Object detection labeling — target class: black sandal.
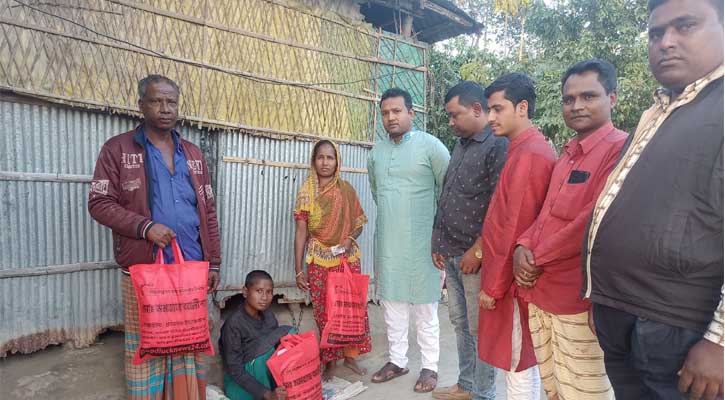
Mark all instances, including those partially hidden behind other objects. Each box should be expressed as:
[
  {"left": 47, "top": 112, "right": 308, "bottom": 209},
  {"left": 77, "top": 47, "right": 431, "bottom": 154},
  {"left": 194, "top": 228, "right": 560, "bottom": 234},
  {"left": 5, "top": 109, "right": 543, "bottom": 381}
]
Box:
[
  {"left": 413, "top": 368, "right": 438, "bottom": 393},
  {"left": 371, "top": 362, "right": 409, "bottom": 383}
]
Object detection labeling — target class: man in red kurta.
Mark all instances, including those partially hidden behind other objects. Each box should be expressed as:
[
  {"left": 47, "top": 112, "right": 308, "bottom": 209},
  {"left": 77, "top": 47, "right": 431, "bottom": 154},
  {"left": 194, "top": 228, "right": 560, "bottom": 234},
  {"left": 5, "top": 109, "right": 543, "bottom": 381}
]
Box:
[
  {"left": 478, "top": 73, "right": 555, "bottom": 399},
  {"left": 514, "top": 60, "right": 626, "bottom": 400}
]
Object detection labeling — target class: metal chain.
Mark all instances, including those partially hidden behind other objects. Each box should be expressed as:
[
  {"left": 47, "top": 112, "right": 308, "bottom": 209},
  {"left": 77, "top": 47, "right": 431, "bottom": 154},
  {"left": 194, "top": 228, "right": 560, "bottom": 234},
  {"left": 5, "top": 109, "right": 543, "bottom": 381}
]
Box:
[{"left": 287, "top": 303, "right": 305, "bottom": 331}]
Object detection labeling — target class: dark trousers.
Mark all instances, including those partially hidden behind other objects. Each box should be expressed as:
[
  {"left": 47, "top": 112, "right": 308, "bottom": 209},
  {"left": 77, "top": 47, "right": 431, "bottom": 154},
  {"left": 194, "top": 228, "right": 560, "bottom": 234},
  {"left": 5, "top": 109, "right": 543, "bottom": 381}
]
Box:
[{"left": 592, "top": 302, "right": 703, "bottom": 400}]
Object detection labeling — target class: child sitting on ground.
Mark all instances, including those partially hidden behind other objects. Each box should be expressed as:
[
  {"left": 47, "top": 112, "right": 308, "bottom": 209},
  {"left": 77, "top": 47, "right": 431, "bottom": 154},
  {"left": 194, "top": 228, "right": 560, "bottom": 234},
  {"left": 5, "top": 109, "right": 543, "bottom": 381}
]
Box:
[{"left": 220, "top": 270, "right": 293, "bottom": 400}]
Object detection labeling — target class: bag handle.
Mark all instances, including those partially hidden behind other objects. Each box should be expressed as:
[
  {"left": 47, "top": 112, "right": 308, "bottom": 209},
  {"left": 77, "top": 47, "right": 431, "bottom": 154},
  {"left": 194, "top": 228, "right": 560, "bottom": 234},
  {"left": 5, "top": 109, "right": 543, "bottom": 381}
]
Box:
[
  {"left": 340, "top": 254, "right": 353, "bottom": 278},
  {"left": 154, "top": 238, "right": 186, "bottom": 265},
  {"left": 340, "top": 255, "right": 365, "bottom": 298},
  {"left": 280, "top": 331, "right": 316, "bottom": 348}
]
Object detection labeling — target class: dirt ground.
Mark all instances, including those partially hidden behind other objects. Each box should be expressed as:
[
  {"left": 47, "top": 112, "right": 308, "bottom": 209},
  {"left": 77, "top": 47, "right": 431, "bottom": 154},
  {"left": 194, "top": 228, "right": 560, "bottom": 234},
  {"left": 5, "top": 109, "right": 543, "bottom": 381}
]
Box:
[{"left": 1, "top": 300, "right": 545, "bottom": 400}]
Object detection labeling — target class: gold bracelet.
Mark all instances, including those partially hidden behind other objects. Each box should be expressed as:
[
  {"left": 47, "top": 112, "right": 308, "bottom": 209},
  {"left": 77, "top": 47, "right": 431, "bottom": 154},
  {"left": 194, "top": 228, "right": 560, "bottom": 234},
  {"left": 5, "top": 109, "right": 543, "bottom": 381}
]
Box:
[{"left": 295, "top": 270, "right": 304, "bottom": 277}]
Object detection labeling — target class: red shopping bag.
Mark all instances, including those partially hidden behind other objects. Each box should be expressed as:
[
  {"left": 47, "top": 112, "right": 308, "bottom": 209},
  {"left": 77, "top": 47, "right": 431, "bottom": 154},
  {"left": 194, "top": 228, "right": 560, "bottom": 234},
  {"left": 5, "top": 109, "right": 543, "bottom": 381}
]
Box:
[
  {"left": 320, "top": 256, "right": 369, "bottom": 349},
  {"left": 129, "top": 239, "right": 214, "bottom": 365},
  {"left": 267, "top": 331, "right": 323, "bottom": 400}
]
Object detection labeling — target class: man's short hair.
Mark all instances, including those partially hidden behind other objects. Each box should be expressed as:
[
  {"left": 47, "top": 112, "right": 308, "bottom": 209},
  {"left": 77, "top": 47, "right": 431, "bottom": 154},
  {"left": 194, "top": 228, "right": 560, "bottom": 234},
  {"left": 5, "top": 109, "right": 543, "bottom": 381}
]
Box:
[
  {"left": 380, "top": 88, "right": 413, "bottom": 110},
  {"left": 245, "top": 270, "right": 274, "bottom": 288},
  {"left": 648, "top": 0, "right": 723, "bottom": 22},
  {"left": 561, "top": 59, "right": 618, "bottom": 94},
  {"left": 445, "top": 81, "right": 487, "bottom": 109},
  {"left": 484, "top": 73, "right": 537, "bottom": 119},
  {"left": 137, "top": 74, "right": 180, "bottom": 100}
]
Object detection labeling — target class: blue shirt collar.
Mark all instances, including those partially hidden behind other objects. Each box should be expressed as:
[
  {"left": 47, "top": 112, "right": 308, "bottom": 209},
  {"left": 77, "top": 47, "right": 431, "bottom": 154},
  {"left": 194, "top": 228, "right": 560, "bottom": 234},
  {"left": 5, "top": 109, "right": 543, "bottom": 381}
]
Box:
[{"left": 141, "top": 126, "right": 182, "bottom": 152}]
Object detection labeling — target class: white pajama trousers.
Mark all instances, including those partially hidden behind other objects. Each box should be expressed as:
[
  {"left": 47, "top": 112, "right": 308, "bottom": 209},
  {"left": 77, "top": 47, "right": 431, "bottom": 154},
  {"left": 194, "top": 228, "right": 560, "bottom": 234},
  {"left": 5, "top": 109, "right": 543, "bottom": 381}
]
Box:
[
  {"left": 505, "top": 300, "right": 541, "bottom": 400},
  {"left": 380, "top": 300, "right": 440, "bottom": 372},
  {"left": 506, "top": 367, "right": 541, "bottom": 400}
]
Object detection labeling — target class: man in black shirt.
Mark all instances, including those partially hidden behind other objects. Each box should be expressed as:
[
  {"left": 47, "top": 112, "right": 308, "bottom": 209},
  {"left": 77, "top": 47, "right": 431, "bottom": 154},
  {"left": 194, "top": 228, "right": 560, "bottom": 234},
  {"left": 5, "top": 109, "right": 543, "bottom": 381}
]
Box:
[
  {"left": 431, "top": 81, "right": 507, "bottom": 400},
  {"left": 582, "top": 1, "right": 724, "bottom": 399},
  {"left": 220, "top": 270, "right": 292, "bottom": 400}
]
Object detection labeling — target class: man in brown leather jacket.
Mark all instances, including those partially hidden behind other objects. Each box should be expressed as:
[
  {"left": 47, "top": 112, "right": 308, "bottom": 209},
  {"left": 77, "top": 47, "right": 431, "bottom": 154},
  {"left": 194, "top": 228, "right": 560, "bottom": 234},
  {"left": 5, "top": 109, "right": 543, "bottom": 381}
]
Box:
[{"left": 88, "top": 74, "right": 221, "bottom": 398}]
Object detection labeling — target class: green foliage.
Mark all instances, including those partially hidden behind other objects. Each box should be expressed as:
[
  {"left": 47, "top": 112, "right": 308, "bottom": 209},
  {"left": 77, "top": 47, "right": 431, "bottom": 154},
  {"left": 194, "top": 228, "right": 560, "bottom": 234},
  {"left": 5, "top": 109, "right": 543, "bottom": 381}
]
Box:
[{"left": 428, "top": 0, "right": 658, "bottom": 150}]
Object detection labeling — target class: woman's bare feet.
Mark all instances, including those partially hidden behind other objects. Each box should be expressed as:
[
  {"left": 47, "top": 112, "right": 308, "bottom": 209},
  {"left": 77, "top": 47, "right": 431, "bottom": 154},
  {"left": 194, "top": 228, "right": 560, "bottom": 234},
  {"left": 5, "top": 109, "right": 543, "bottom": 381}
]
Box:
[
  {"left": 322, "top": 361, "right": 337, "bottom": 381},
  {"left": 343, "top": 357, "right": 367, "bottom": 375}
]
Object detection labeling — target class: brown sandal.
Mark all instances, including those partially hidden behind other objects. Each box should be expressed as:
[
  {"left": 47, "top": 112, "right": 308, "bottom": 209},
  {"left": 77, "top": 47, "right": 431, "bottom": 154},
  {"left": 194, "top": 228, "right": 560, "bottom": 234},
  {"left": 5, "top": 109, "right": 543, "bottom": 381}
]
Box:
[
  {"left": 413, "top": 368, "right": 438, "bottom": 393},
  {"left": 371, "top": 362, "right": 409, "bottom": 383}
]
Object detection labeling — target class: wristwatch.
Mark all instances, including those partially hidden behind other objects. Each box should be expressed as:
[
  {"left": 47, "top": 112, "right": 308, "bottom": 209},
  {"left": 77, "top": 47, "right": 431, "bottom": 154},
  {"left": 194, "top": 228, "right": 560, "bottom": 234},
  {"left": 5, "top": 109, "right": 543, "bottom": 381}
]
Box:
[{"left": 474, "top": 247, "right": 483, "bottom": 260}]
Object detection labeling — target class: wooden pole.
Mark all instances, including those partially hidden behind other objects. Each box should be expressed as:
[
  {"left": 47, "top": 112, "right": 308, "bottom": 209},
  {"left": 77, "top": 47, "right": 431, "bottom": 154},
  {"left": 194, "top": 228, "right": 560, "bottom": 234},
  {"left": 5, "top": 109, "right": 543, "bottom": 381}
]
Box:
[{"left": 402, "top": 14, "right": 414, "bottom": 38}]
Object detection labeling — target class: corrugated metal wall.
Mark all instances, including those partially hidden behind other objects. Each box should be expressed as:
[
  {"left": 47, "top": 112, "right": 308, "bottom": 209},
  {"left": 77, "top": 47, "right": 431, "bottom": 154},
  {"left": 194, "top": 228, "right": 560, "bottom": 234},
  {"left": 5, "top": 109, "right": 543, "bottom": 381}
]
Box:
[
  {"left": 0, "top": 100, "right": 132, "bottom": 356},
  {"left": 216, "top": 131, "right": 375, "bottom": 304},
  {"left": 0, "top": 98, "right": 375, "bottom": 356}
]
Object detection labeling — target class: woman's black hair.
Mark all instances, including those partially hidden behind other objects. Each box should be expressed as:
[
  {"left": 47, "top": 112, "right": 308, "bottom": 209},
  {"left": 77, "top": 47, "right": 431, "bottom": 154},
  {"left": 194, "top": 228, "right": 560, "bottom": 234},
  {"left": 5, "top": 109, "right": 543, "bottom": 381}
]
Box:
[{"left": 312, "top": 140, "right": 337, "bottom": 160}]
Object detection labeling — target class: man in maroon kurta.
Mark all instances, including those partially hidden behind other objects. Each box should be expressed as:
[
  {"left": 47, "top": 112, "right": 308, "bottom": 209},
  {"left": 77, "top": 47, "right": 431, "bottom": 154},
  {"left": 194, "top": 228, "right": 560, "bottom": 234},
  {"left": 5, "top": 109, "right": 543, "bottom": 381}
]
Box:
[
  {"left": 477, "top": 73, "right": 555, "bottom": 399},
  {"left": 514, "top": 60, "right": 625, "bottom": 400}
]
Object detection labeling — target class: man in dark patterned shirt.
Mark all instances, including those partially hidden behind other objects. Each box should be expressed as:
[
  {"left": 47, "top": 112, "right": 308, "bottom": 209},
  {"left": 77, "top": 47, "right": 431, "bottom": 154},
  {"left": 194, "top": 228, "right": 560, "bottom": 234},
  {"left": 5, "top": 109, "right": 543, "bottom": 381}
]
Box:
[{"left": 431, "top": 81, "right": 508, "bottom": 400}]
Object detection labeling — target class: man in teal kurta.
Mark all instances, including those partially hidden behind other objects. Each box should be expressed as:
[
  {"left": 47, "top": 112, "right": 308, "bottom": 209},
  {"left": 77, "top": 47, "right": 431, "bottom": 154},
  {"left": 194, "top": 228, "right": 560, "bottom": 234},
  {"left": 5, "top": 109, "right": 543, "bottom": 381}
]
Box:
[{"left": 368, "top": 88, "right": 450, "bottom": 393}]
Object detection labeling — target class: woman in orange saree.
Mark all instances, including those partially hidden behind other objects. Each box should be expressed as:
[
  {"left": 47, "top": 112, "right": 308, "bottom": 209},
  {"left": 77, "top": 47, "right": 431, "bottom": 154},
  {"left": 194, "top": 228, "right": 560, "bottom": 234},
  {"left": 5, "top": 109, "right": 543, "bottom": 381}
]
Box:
[{"left": 293, "top": 140, "right": 372, "bottom": 381}]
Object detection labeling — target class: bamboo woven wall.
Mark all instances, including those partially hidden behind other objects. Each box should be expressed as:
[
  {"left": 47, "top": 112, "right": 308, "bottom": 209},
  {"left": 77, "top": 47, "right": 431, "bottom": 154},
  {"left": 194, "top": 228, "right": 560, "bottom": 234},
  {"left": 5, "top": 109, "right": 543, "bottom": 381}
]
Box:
[{"left": 0, "top": 0, "right": 428, "bottom": 143}]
